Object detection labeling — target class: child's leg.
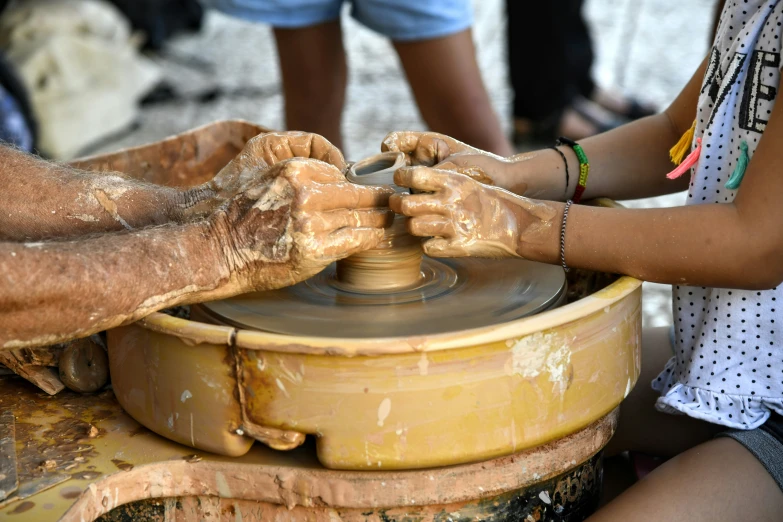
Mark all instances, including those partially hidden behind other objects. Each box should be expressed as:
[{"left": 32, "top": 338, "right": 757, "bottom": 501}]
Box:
[
  {"left": 606, "top": 326, "right": 721, "bottom": 457},
  {"left": 589, "top": 437, "right": 783, "bottom": 521},
  {"left": 274, "top": 20, "right": 347, "bottom": 150},
  {"left": 393, "top": 30, "right": 514, "bottom": 157}
]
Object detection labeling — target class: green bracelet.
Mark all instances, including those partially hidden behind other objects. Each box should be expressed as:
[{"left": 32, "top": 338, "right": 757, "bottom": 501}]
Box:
[{"left": 556, "top": 137, "right": 589, "bottom": 203}]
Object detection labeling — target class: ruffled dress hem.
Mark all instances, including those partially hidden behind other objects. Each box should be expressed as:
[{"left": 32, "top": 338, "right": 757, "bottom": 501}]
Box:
[{"left": 652, "top": 356, "right": 783, "bottom": 430}]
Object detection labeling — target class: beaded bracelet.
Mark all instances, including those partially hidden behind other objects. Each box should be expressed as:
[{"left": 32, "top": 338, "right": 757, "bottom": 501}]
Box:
[
  {"left": 560, "top": 200, "right": 573, "bottom": 272},
  {"left": 556, "top": 137, "right": 589, "bottom": 204}
]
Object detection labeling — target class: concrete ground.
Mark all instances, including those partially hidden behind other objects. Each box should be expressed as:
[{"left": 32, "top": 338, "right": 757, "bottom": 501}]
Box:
[{"left": 94, "top": 0, "right": 721, "bottom": 327}]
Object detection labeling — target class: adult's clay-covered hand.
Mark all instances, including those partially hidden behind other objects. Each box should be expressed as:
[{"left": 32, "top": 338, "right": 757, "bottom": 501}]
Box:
[
  {"left": 208, "top": 157, "right": 394, "bottom": 293},
  {"left": 205, "top": 131, "right": 348, "bottom": 204},
  {"left": 389, "top": 166, "right": 557, "bottom": 259}
]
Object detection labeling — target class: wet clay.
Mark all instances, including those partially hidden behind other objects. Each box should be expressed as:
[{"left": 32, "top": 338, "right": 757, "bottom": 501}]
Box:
[{"left": 335, "top": 216, "right": 424, "bottom": 292}]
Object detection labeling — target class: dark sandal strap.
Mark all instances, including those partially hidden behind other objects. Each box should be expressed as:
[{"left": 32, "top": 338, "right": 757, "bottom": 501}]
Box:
[
  {"left": 512, "top": 109, "right": 564, "bottom": 146},
  {"left": 626, "top": 99, "right": 657, "bottom": 120},
  {"left": 571, "top": 97, "right": 622, "bottom": 135}
]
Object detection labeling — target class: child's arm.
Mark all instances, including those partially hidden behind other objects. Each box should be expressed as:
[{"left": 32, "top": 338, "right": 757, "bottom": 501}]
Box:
[
  {"left": 543, "top": 56, "right": 706, "bottom": 201},
  {"left": 412, "top": 57, "right": 708, "bottom": 202},
  {"left": 553, "top": 87, "right": 783, "bottom": 289},
  {"left": 390, "top": 64, "right": 783, "bottom": 290}
]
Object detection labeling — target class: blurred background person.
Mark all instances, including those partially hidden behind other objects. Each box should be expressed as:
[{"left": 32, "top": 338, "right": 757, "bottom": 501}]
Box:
[
  {"left": 0, "top": 53, "right": 34, "bottom": 152},
  {"left": 200, "top": 0, "right": 513, "bottom": 156},
  {"left": 507, "top": 0, "right": 657, "bottom": 144}
]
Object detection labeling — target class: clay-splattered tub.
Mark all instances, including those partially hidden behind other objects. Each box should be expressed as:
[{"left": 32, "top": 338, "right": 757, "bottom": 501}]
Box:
[{"left": 76, "top": 121, "right": 642, "bottom": 471}]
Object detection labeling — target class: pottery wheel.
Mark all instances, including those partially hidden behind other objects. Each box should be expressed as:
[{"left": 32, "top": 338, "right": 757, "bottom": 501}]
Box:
[
  {"left": 200, "top": 256, "right": 565, "bottom": 338},
  {"left": 199, "top": 154, "right": 566, "bottom": 338}
]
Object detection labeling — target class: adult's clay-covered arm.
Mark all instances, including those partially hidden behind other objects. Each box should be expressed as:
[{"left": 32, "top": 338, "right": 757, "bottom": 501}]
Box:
[
  {"left": 0, "top": 132, "right": 348, "bottom": 241},
  {"left": 383, "top": 57, "right": 708, "bottom": 202},
  {"left": 0, "top": 145, "right": 192, "bottom": 240},
  {"left": 1, "top": 221, "right": 223, "bottom": 348},
  {"left": 1, "top": 158, "right": 393, "bottom": 349}
]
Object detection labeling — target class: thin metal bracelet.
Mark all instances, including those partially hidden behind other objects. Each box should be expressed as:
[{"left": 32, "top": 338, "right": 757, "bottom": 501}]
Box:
[
  {"left": 549, "top": 146, "right": 570, "bottom": 198},
  {"left": 560, "top": 200, "right": 573, "bottom": 272}
]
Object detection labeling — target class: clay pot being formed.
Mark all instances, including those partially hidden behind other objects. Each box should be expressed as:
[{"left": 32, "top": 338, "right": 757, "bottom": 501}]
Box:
[{"left": 346, "top": 151, "right": 406, "bottom": 188}]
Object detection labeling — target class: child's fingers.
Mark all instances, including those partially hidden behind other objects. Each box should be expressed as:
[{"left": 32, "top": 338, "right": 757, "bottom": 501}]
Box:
[
  {"left": 407, "top": 216, "right": 454, "bottom": 238},
  {"left": 421, "top": 237, "right": 465, "bottom": 258},
  {"left": 393, "top": 166, "right": 451, "bottom": 191},
  {"left": 395, "top": 194, "right": 446, "bottom": 217}
]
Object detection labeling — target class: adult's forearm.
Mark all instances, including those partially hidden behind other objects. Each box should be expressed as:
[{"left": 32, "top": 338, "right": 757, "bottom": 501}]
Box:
[
  {"left": 0, "top": 146, "right": 216, "bottom": 241},
  {"left": 0, "top": 223, "right": 228, "bottom": 349},
  {"left": 520, "top": 202, "right": 782, "bottom": 290}
]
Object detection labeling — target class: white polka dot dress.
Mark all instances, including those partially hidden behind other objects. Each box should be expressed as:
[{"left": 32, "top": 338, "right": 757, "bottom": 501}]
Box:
[{"left": 652, "top": 0, "right": 783, "bottom": 429}]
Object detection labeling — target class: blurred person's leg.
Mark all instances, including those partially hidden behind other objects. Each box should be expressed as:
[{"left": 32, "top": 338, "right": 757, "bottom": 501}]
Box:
[
  {"left": 394, "top": 31, "right": 513, "bottom": 157},
  {"left": 567, "top": 0, "right": 595, "bottom": 102},
  {"left": 507, "top": 0, "right": 652, "bottom": 144},
  {"left": 201, "top": 0, "right": 346, "bottom": 148},
  {"left": 506, "top": 0, "right": 602, "bottom": 142},
  {"left": 353, "top": 0, "right": 513, "bottom": 157},
  {"left": 274, "top": 21, "right": 347, "bottom": 149},
  {"left": 566, "top": 0, "right": 656, "bottom": 121}
]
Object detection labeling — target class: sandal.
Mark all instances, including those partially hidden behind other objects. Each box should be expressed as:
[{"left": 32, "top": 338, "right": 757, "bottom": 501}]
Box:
[
  {"left": 624, "top": 98, "right": 657, "bottom": 120},
  {"left": 512, "top": 110, "right": 564, "bottom": 147},
  {"left": 571, "top": 96, "right": 626, "bottom": 135}
]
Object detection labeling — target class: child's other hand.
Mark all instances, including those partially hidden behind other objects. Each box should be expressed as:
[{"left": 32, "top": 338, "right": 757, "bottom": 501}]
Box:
[
  {"left": 389, "top": 166, "right": 558, "bottom": 259},
  {"left": 436, "top": 152, "right": 522, "bottom": 193},
  {"left": 381, "top": 131, "right": 498, "bottom": 167},
  {"left": 382, "top": 131, "right": 560, "bottom": 200}
]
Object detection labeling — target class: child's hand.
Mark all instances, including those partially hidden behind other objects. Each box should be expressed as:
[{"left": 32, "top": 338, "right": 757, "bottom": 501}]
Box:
[
  {"left": 381, "top": 131, "right": 495, "bottom": 166},
  {"left": 382, "top": 131, "right": 565, "bottom": 200},
  {"left": 389, "top": 166, "right": 559, "bottom": 259},
  {"left": 436, "top": 152, "right": 522, "bottom": 193}
]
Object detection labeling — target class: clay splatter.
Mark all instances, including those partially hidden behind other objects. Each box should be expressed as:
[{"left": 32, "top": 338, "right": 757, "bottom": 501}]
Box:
[{"left": 377, "top": 398, "right": 392, "bottom": 427}]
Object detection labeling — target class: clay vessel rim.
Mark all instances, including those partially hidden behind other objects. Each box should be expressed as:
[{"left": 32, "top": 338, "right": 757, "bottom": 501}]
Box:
[{"left": 346, "top": 152, "right": 406, "bottom": 187}]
